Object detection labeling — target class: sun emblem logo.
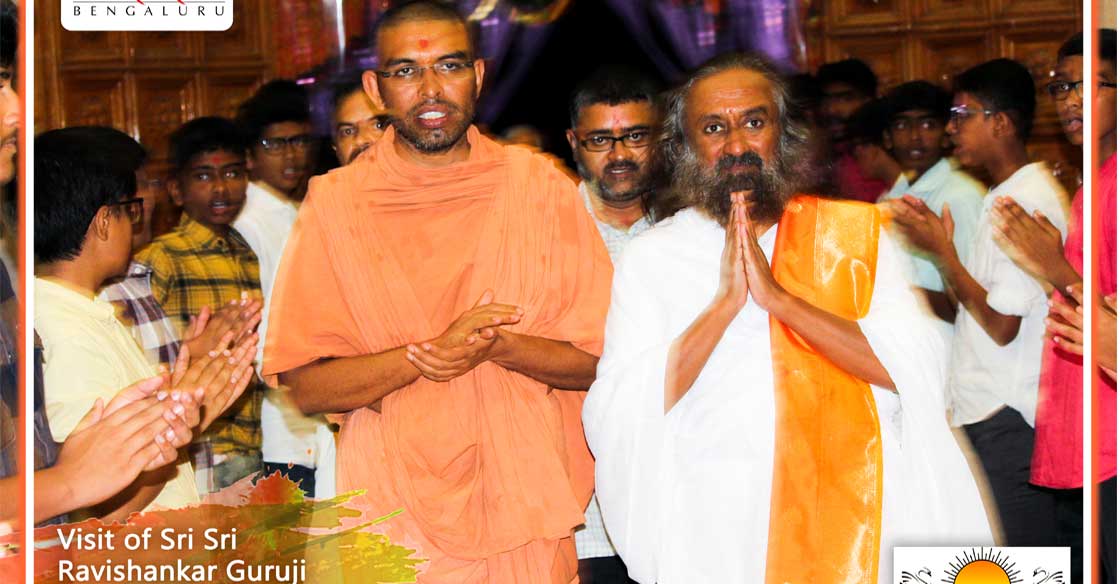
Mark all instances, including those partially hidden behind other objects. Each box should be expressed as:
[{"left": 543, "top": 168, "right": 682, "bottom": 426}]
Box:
[
  {"left": 944, "top": 549, "right": 1022, "bottom": 584},
  {"left": 896, "top": 546, "right": 1068, "bottom": 584}
]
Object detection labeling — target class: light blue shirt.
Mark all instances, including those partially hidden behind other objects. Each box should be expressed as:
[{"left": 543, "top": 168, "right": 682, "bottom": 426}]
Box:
[{"left": 880, "top": 158, "right": 985, "bottom": 292}]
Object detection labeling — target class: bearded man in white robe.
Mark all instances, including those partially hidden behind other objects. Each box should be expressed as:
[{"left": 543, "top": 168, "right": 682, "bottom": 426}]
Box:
[{"left": 582, "top": 52, "right": 992, "bottom": 584}]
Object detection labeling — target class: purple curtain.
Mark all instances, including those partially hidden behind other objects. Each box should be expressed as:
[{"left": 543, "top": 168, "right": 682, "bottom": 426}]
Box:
[{"left": 605, "top": 0, "right": 799, "bottom": 82}]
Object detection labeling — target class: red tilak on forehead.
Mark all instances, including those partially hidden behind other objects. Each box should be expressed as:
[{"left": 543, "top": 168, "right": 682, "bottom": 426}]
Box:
[
  {"left": 202, "top": 154, "right": 224, "bottom": 166},
  {"left": 418, "top": 38, "right": 430, "bottom": 49}
]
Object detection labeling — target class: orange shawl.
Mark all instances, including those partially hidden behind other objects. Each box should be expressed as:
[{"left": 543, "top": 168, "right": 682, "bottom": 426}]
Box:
[
  {"left": 766, "top": 196, "right": 884, "bottom": 584},
  {"left": 263, "top": 127, "right": 612, "bottom": 582}
]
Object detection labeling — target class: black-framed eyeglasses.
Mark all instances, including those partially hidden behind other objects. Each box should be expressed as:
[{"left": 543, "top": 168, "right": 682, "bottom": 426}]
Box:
[
  {"left": 1046, "top": 79, "right": 1119, "bottom": 101},
  {"left": 376, "top": 59, "right": 476, "bottom": 84},
  {"left": 259, "top": 134, "right": 315, "bottom": 155},
  {"left": 948, "top": 105, "right": 994, "bottom": 124},
  {"left": 109, "top": 197, "right": 144, "bottom": 226},
  {"left": 578, "top": 130, "right": 652, "bottom": 152}
]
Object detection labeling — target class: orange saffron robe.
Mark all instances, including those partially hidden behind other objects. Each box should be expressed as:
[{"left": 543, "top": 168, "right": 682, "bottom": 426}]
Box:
[
  {"left": 263, "top": 127, "right": 612, "bottom": 583},
  {"left": 767, "top": 196, "right": 883, "bottom": 584}
]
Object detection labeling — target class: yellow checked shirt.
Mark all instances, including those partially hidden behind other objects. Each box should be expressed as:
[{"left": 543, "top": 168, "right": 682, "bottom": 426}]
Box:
[{"left": 135, "top": 216, "right": 264, "bottom": 467}]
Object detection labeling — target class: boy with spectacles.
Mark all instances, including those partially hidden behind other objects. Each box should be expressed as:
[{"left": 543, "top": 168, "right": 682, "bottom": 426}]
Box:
[
  {"left": 888, "top": 58, "right": 1068, "bottom": 546},
  {"left": 135, "top": 117, "right": 266, "bottom": 494},
  {"left": 34, "top": 126, "right": 209, "bottom": 519},
  {"left": 878, "top": 81, "right": 985, "bottom": 327},
  {"left": 989, "top": 29, "right": 1117, "bottom": 584},
  {"left": 234, "top": 80, "right": 335, "bottom": 499}
]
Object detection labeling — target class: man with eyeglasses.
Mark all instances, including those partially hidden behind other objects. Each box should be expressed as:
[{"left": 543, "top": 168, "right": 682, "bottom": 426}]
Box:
[
  {"left": 888, "top": 58, "right": 1069, "bottom": 547},
  {"left": 263, "top": 2, "right": 612, "bottom": 582},
  {"left": 330, "top": 74, "right": 391, "bottom": 166},
  {"left": 563, "top": 65, "right": 658, "bottom": 584},
  {"left": 987, "top": 30, "right": 1117, "bottom": 583},
  {"left": 233, "top": 80, "right": 336, "bottom": 499},
  {"left": 878, "top": 81, "right": 985, "bottom": 330}
]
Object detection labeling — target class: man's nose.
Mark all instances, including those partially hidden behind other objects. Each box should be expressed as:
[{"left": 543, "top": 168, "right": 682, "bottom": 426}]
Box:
[
  {"left": 417, "top": 68, "right": 443, "bottom": 100},
  {"left": 723, "top": 128, "right": 748, "bottom": 157}
]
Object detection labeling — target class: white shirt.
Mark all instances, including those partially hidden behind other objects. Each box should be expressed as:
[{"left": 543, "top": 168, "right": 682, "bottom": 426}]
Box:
[
  {"left": 947, "top": 163, "right": 1068, "bottom": 428},
  {"left": 584, "top": 207, "right": 991, "bottom": 584},
  {"left": 880, "top": 158, "right": 985, "bottom": 292},
  {"left": 575, "top": 182, "right": 653, "bottom": 560},
  {"left": 234, "top": 181, "right": 335, "bottom": 494}
]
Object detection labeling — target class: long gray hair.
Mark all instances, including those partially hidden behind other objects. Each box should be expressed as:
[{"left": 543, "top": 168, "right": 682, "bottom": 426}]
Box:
[{"left": 652, "top": 52, "right": 812, "bottom": 221}]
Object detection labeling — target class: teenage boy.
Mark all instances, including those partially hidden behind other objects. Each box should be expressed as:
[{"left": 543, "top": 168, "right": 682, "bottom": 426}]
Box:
[
  {"left": 34, "top": 127, "right": 253, "bottom": 519},
  {"left": 136, "top": 117, "right": 265, "bottom": 494},
  {"left": 888, "top": 58, "right": 1068, "bottom": 546},
  {"left": 880, "top": 81, "right": 985, "bottom": 327},
  {"left": 845, "top": 98, "right": 902, "bottom": 198},
  {"left": 817, "top": 58, "right": 888, "bottom": 202},
  {"left": 990, "top": 30, "right": 1118, "bottom": 582},
  {"left": 235, "top": 81, "right": 333, "bottom": 497}
]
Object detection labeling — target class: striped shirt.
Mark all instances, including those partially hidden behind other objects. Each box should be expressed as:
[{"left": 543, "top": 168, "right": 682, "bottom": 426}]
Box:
[{"left": 98, "top": 261, "right": 181, "bottom": 368}]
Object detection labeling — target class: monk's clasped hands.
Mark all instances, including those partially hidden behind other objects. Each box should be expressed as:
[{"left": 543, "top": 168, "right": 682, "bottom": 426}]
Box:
[
  {"left": 714, "top": 191, "right": 788, "bottom": 316},
  {"left": 406, "top": 289, "right": 525, "bottom": 382}
]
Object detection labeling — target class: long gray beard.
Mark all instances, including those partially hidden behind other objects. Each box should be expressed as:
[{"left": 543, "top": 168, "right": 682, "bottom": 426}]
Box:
[{"left": 672, "top": 149, "right": 789, "bottom": 226}]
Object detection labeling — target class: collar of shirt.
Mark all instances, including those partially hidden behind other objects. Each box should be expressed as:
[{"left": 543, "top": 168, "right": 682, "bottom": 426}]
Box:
[
  {"left": 35, "top": 277, "right": 117, "bottom": 324},
  {"left": 248, "top": 181, "right": 299, "bottom": 214},
  {"left": 984, "top": 161, "right": 1052, "bottom": 209},
  {"left": 907, "top": 158, "right": 952, "bottom": 194},
  {"left": 578, "top": 181, "right": 653, "bottom": 235},
  {"left": 176, "top": 214, "right": 251, "bottom": 253}
]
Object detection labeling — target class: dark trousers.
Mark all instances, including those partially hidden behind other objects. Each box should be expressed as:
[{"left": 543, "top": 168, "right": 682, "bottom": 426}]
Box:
[
  {"left": 1103, "top": 477, "right": 1117, "bottom": 584},
  {"left": 963, "top": 407, "right": 1060, "bottom": 545},
  {"left": 262, "top": 462, "right": 316, "bottom": 498},
  {"left": 1053, "top": 487, "right": 1084, "bottom": 584},
  {"left": 578, "top": 556, "right": 639, "bottom": 584}
]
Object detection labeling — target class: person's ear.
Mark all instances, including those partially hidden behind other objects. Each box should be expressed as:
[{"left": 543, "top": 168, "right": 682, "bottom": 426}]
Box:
[
  {"left": 566, "top": 129, "right": 578, "bottom": 156},
  {"left": 882, "top": 130, "right": 893, "bottom": 151},
  {"left": 167, "top": 178, "right": 183, "bottom": 207},
  {"left": 993, "top": 111, "right": 1014, "bottom": 139},
  {"left": 363, "top": 70, "right": 387, "bottom": 111},
  {"left": 91, "top": 206, "right": 113, "bottom": 242},
  {"left": 473, "top": 58, "right": 486, "bottom": 100}
]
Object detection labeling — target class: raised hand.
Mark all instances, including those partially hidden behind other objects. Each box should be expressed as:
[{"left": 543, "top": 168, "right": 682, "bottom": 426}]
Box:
[
  {"left": 171, "top": 332, "right": 259, "bottom": 431},
  {"left": 1047, "top": 282, "right": 1084, "bottom": 356},
  {"left": 183, "top": 293, "right": 263, "bottom": 361},
  {"left": 738, "top": 194, "right": 787, "bottom": 313},
  {"left": 405, "top": 289, "right": 522, "bottom": 382},
  {"left": 991, "top": 196, "right": 1071, "bottom": 287},
  {"left": 887, "top": 195, "right": 955, "bottom": 264},
  {"left": 57, "top": 386, "right": 194, "bottom": 511},
  {"left": 713, "top": 192, "right": 750, "bottom": 314}
]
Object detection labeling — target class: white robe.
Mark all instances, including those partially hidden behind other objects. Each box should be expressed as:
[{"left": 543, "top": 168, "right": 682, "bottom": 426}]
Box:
[{"left": 583, "top": 207, "right": 992, "bottom": 584}]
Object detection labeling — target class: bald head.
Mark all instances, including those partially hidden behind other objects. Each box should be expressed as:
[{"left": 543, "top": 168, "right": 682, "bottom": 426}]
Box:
[{"left": 376, "top": 1, "right": 472, "bottom": 57}]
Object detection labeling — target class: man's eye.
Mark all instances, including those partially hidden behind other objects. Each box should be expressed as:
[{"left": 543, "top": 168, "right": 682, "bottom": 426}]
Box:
[
  {"left": 195, "top": 173, "right": 212, "bottom": 181},
  {"left": 394, "top": 67, "right": 416, "bottom": 78},
  {"left": 921, "top": 120, "right": 936, "bottom": 130},
  {"left": 589, "top": 136, "right": 609, "bottom": 145},
  {"left": 225, "top": 169, "right": 244, "bottom": 179},
  {"left": 437, "top": 62, "right": 463, "bottom": 72},
  {"left": 704, "top": 123, "right": 724, "bottom": 134},
  {"left": 339, "top": 127, "right": 356, "bottom": 138},
  {"left": 746, "top": 119, "right": 765, "bottom": 129},
  {"left": 375, "top": 118, "right": 390, "bottom": 130}
]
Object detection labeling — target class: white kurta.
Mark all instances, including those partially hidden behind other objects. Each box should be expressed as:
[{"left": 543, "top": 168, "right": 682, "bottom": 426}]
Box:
[{"left": 583, "top": 207, "right": 992, "bottom": 584}]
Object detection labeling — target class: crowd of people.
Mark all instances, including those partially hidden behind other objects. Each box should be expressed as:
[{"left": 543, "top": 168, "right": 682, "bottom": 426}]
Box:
[{"left": 0, "top": 0, "right": 1117, "bottom": 582}]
